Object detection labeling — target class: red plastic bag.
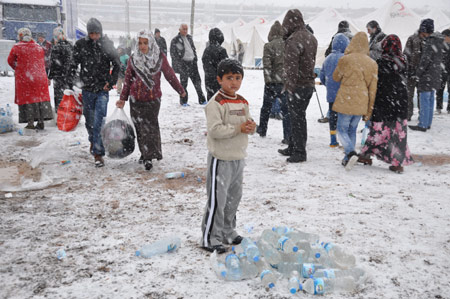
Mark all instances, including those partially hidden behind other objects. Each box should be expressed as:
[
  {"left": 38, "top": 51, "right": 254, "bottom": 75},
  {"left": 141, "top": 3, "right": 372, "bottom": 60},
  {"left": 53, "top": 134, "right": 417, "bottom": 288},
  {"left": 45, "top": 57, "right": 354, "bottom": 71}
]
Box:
[{"left": 57, "top": 89, "right": 83, "bottom": 132}]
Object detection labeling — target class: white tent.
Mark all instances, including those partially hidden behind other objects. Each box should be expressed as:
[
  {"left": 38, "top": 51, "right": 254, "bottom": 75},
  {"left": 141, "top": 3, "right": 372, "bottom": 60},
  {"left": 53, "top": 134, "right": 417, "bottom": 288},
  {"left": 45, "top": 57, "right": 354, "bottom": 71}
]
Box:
[
  {"left": 356, "top": 0, "right": 422, "bottom": 44},
  {"left": 308, "top": 7, "right": 361, "bottom": 47},
  {"left": 423, "top": 7, "right": 450, "bottom": 31}
]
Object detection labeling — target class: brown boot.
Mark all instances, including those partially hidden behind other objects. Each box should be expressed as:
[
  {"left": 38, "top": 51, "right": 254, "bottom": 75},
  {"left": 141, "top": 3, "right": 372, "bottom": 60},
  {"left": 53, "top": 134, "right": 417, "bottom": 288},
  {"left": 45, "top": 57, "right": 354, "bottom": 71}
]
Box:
[
  {"left": 389, "top": 165, "right": 403, "bottom": 174},
  {"left": 94, "top": 155, "right": 104, "bottom": 168},
  {"left": 357, "top": 155, "right": 372, "bottom": 166}
]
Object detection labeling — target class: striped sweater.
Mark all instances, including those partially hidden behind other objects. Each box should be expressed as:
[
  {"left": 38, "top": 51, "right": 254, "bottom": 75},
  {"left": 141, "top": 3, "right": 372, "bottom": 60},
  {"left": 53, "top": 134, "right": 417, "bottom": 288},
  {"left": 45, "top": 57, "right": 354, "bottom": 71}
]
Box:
[{"left": 205, "top": 90, "right": 252, "bottom": 161}]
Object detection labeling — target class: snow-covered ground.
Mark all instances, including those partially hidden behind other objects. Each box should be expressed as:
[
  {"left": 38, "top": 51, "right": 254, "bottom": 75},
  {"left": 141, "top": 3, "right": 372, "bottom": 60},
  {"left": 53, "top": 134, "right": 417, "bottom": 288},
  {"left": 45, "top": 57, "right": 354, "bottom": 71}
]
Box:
[{"left": 0, "top": 69, "right": 449, "bottom": 299}]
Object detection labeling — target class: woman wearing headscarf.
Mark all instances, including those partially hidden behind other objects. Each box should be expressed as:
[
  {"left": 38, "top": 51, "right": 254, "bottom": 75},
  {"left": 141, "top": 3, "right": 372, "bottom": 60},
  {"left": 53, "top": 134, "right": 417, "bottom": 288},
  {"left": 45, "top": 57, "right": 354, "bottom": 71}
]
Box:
[
  {"left": 358, "top": 34, "right": 414, "bottom": 173},
  {"left": 8, "top": 28, "right": 53, "bottom": 130},
  {"left": 116, "top": 29, "right": 186, "bottom": 171},
  {"left": 48, "top": 27, "right": 74, "bottom": 112}
]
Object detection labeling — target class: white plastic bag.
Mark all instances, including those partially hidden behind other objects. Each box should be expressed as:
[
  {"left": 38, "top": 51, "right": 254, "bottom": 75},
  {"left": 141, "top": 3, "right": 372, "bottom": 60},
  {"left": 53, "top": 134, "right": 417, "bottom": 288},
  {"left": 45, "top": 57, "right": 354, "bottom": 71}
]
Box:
[{"left": 101, "top": 108, "right": 135, "bottom": 159}]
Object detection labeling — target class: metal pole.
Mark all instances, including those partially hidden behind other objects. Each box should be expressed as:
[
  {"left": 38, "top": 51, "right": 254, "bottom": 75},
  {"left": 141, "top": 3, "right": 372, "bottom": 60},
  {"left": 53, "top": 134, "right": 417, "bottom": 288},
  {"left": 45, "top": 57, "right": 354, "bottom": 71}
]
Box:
[
  {"left": 148, "top": 0, "right": 152, "bottom": 31},
  {"left": 125, "top": 0, "right": 130, "bottom": 36},
  {"left": 190, "top": 0, "right": 195, "bottom": 36}
]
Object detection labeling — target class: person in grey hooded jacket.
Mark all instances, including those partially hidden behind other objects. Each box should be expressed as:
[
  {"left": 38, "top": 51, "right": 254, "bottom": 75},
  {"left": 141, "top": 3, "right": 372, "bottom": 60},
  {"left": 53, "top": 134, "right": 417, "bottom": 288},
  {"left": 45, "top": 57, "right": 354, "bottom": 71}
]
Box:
[{"left": 409, "top": 19, "right": 444, "bottom": 132}]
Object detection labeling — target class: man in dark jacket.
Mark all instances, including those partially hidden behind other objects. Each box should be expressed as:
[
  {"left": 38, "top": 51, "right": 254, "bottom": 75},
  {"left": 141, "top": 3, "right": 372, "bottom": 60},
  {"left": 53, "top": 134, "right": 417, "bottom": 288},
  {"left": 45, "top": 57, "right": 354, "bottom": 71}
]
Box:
[
  {"left": 278, "top": 9, "right": 317, "bottom": 163},
  {"left": 409, "top": 19, "right": 444, "bottom": 132},
  {"left": 366, "top": 20, "right": 386, "bottom": 61},
  {"left": 154, "top": 28, "right": 167, "bottom": 55},
  {"left": 48, "top": 27, "right": 74, "bottom": 112},
  {"left": 324, "top": 20, "right": 353, "bottom": 57},
  {"left": 436, "top": 29, "right": 450, "bottom": 114},
  {"left": 170, "top": 24, "right": 206, "bottom": 105},
  {"left": 257, "top": 21, "right": 290, "bottom": 143},
  {"left": 404, "top": 30, "right": 423, "bottom": 120},
  {"left": 202, "top": 28, "right": 228, "bottom": 100},
  {"left": 73, "top": 17, "right": 120, "bottom": 167}
]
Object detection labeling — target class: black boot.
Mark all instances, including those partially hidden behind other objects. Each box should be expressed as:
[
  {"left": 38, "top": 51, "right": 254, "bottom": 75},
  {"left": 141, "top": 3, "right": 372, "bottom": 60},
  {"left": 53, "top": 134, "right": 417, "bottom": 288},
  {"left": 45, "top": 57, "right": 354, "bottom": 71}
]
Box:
[{"left": 144, "top": 160, "right": 153, "bottom": 171}]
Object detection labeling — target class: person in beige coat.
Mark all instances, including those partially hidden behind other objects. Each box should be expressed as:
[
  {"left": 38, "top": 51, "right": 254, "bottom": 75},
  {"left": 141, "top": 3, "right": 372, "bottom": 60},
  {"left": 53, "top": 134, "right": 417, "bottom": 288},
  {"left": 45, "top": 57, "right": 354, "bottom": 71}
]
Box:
[{"left": 332, "top": 31, "right": 378, "bottom": 170}]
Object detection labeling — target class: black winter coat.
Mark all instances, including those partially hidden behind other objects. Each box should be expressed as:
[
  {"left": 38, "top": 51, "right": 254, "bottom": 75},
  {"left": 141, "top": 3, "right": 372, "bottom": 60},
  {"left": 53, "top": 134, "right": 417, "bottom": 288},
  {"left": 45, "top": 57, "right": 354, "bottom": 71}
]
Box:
[
  {"left": 202, "top": 28, "right": 228, "bottom": 95},
  {"left": 416, "top": 32, "right": 444, "bottom": 91},
  {"left": 48, "top": 40, "right": 75, "bottom": 87},
  {"left": 371, "top": 58, "right": 408, "bottom": 122},
  {"left": 170, "top": 33, "right": 197, "bottom": 74},
  {"left": 156, "top": 36, "right": 167, "bottom": 55},
  {"left": 73, "top": 36, "right": 120, "bottom": 93}
]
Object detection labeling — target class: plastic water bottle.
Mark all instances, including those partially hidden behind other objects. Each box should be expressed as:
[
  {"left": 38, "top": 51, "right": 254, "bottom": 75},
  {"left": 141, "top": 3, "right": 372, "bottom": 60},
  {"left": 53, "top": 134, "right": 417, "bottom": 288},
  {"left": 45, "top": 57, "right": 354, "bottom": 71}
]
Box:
[
  {"left": 241, "top": 238, "right": 260, "bottom": 262},
  {"left": 231, "top": 244, "right": 246, "bottom": 258},
  {"left": 303, "top": 277, "right": 357, "bottom": 295},
  {"left": 301, "top": 263, "right": 325, "bottom": 278},
  {"left": 260, "top": 269, "right": 276, "bottom": 289},
  {"left": 165, "top": 172, "right": 185, "bottom": 179},
  {"left": 56, "top": 248, "right": 66, "bottom": 260},
  {"left": 239, "top": 256, "right": 262, "bottom": 279},
  {"left": 286, "top": 230, "right": 320, "bottom": 243},
  {"left": 309, "top": 243, "right": 331, "bottom": 266},
  {"left": 272, "top": 226, "right": 292, "bottom": 235},
  {"left": 257, "top": 240, "right": 281, "bottom": 265},
  {"left": 278, "top": 236, "right": 298, "bottom": 253},
  {"left": 276, "top": 261, "right": 302, "bottom": 276},
  {"left": 225, "top": 253, "right": 242, "bottom": 280},
  {"left": 322, "top": 242, "right": 356, "bottom": 269},
  {"left": 135, "top": 236, "right": 181, "bottom": 258},
  {"left": 313, "top": 268, "right": 365, "bottom": 280},
  {"left": 288, "top": 271, "right": 302, "bottom": 294},
  {"left": 212, "top": 261, "right": 227, "bottom": 279},
  {"left": 0, "top": 108, "right": 5, "bottom": 116},
  {"left": 260, "top": 229, "right": 298, "bottom": 253},
  {"left": 6, "top": 104, "right": 12, "bottom": 117}
]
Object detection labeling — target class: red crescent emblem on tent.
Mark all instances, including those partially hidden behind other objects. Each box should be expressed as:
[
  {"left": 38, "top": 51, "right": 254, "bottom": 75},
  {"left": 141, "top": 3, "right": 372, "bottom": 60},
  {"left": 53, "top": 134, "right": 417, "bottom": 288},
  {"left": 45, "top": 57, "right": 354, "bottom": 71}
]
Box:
[
  {"left": 394, "top": 1, "right": 405, "bottom": 11},
  {"left": 260, "top": 18, "right": 265, "bottom": 24}
]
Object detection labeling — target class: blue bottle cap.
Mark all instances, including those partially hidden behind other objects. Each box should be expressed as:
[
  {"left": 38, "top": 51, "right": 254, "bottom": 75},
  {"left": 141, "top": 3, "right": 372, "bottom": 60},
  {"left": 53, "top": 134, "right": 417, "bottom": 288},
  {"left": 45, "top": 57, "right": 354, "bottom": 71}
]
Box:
[
  {"left": 290, "top": 288, "right": 296, "bottom": 294},
  {"left": 268, "top": 282, "right": 275, "bottom": 289},
  {"left": 135, "top": 250, "right": 141, "bottom": 257},
  {"left": 299, "top": 284, "right": 303, "bottom": 291},
  {"left": 315, "top": 253, "right": 321, "bottom": 258},
  {"left": 180, "top": 172, "right": 185, "bottom": 178},
  {"left": 293, "top": 246, "right": 298, "bottom": 252},
  {"left": 253, "top": 256, "right": 260, "bottom": 262}
]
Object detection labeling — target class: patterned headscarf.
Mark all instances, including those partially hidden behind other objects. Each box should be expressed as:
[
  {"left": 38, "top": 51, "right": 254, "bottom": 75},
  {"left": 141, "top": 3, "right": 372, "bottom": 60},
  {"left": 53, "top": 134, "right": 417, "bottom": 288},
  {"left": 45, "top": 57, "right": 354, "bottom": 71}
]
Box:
[
  {"left": 130, "top": 29, "right": 162, "bottom": 90},
  {"left": 381, "top": 34, "right": 406, "bottom": 71},
  {"left": 17, "top": 28, "right": 32, "bottom": 42},
  {"left": 53, "top": 26, "right": 66, "bottom": 41}
]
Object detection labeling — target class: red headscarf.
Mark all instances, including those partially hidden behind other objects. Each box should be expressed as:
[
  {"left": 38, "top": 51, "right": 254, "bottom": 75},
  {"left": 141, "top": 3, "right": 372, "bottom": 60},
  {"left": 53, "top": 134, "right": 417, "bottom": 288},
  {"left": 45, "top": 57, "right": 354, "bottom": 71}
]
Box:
[{"left": 381, "top": 34, "right": 406, "bottom": 72}]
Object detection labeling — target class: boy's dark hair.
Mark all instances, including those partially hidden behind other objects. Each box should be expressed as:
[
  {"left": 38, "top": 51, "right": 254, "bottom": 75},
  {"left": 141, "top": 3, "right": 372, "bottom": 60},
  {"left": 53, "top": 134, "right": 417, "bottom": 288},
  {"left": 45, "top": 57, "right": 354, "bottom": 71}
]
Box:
[
  {"left": 217, "top": 58, "right": 244, "bottom": 79},
  {"left": 442, "top": 29, "right": 450, "bottom": 37}
]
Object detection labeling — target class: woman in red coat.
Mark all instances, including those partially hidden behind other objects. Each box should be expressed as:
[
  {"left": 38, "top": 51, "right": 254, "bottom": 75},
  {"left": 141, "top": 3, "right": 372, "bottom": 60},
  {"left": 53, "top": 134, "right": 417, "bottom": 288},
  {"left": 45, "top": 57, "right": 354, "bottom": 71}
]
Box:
[
  {"left": 8, "top": 28, "right": 53, "bottom": 130},
  {"left": 116, "top": 29, "right": 186, "bottom": 171}
]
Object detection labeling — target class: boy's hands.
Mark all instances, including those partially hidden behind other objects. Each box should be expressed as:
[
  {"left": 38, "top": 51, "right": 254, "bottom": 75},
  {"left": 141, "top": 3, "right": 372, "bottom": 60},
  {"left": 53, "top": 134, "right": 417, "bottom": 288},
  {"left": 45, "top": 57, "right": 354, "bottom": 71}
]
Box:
[{"left": 240, "top": 119, "right": 256, "bottom": 134}]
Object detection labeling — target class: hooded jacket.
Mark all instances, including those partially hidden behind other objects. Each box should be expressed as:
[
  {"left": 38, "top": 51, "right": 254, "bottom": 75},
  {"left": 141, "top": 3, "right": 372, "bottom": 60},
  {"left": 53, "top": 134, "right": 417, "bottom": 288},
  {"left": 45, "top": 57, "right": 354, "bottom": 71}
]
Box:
[
  {"left": 170, "top": 32, "right": 197, "bottom": 73},
  {"left": 48, "top": 39, "right": 74, "bottom": 87},
  {"left": 332, "top": 32, "right": 378, "bottom": 118},
  {"left": 416, "top": 31, "right": 445, "bottom": 91},
  {"left": 404, "top": 31, "right": 423, "bottom": 77},
  {"left": 320, "top": 34, "right": 350, "bottom": 103},
  {"left": 324, "top": 21, "right": 353, "bottom": 57},
  {"left": 282, "top": 9, "right": 318, "bottom": 91},
  {"left": 73, "top": 18, "right": 120, "bottom": 93},
  {"left": 263, "top": 21, "right": 285, "bottom": 84},
  {"left": 202, "top": 28, "right": 228, "bottom": 92}
]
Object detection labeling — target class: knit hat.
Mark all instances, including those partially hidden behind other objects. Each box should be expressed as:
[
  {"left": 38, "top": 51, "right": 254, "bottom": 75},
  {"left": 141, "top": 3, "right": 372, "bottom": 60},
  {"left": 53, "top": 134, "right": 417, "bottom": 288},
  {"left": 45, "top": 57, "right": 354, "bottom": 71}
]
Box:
[
  {"left": 17, "top": 28, "right": 32, "bottom": 42},
  {"left": 53, "top": 26, "right": 66, "bottom": 41},
  {"left": 419, "top": 19, "right": 434, "bottom": 34},
  {"left": 338, "top": 20, "right": 349, "bottom": 30},
  {"left": 154, "top": 28, "right": 160, "bottom": 34},
  {"left": 86, "top": 18, "right": 103, "bottom": 35}
]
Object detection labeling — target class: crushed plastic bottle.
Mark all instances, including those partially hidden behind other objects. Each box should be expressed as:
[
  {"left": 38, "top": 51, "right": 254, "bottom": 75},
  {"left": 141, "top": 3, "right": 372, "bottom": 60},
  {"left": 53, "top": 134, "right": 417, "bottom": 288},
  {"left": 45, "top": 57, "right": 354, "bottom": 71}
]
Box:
[
  {"left": 257, "top": 239, "right": 281, "bottom": 265},
  {"left": 286, "top": 230, "right": 320, "bottom": 243},
  {"left": 313, "top": 268, "right": 365, "bottom": 280},
  {"left": 302, "top": 263, "right": 325, "bottom": 278},
  {"left": 260, "top": 229, "right": 298, "bottom": 253},
  {"left": 321, "top": 242, "right": 356, "bottom": 269},
  {"left": 288, "top": 271, "right": 302, "bottom": 294},
  {"left": 135, "top": 236, "right": 181, "bottom": 258},
  {"left": 303, "top": 277, "right": 357, "bottom": 295},
  {"left": 225, "top": 253, "right": 242, "bottom": 280},
  {"left": 165, "top": 172, "right": 185, "bottom": 179},
  {"left": 241, "top": 238, "right": 260, "bottom": 262},
  {"left": 231, "top": 244, "right": 246, "bottom": 258},
  {"left": 272, "top": 226, "right": 292, "bottom": 235},
  {"left": 56, "top": 248, "right": 66, "bottom": 260},
  {"left": 260, "top": 269, "right": 276, "bottom": 289}
]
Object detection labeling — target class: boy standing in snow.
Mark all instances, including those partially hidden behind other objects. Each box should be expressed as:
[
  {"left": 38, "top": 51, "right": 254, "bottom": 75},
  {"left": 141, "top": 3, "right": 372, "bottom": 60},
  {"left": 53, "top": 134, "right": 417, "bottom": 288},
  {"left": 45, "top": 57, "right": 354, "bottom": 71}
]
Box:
[{"left": 201, "top": 59, "right": 256, "bottom": 254}]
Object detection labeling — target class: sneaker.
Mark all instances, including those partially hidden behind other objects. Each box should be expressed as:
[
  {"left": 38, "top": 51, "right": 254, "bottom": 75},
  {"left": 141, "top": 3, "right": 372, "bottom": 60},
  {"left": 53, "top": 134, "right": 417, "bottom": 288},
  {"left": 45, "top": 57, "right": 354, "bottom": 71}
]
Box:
[
  {"left": 201, "top": 244, "right": 227, "bottom": 254},
  {"left": 231, "top": 235, "right": 243, "bottom": 245},
  {"left": 344, "top": 151, "right": 358, "bottom": 171},
  {"left": 94, "top": 155, "right": 104, "bottom": 168},
  {"left": 144, "top": 160, "right": 153, "bottom": 171},
  {"left": 318, "top": 117, "right": 329, "bottom": 123},
  {"left": 278, "top": 148, "right": 292, "bottom": 156},
  {"left": 357, "top": 155, "right": 373, "bottom": 166},
  {"left": 389, "top": 165, "right": 404, "bottom": 174},
  {"left": 408, "top": 125, "right": 427, "bottom": 132}
]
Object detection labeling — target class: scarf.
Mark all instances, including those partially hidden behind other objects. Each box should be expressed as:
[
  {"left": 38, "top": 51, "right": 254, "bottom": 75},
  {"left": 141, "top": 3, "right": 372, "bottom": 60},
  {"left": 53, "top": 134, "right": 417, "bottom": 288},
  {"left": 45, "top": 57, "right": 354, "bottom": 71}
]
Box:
[
  {"left": 381, "top": 34, "right": 406, "bottom": 72},
  {"left": 131, "top": 29, "right": 162, "bottom": 90}
]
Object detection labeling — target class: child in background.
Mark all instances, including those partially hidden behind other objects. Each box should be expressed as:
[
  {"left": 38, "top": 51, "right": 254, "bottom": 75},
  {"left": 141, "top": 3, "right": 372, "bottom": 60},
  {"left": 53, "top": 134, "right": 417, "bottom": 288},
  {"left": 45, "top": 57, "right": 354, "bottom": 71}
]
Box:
[
  {"left": 319, "top": 33, "right": 350, "bottom": 147},
  {"left": 201, "top": 59, "right": 256, "bottom": 253}
]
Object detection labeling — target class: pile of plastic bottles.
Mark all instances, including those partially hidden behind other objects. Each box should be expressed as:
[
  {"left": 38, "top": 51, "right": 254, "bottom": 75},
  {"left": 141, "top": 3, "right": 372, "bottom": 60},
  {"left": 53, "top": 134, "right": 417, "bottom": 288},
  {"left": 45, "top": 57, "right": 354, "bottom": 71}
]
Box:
[{"left": 210, "top": 227, "right": 368, "bottom": 295}]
